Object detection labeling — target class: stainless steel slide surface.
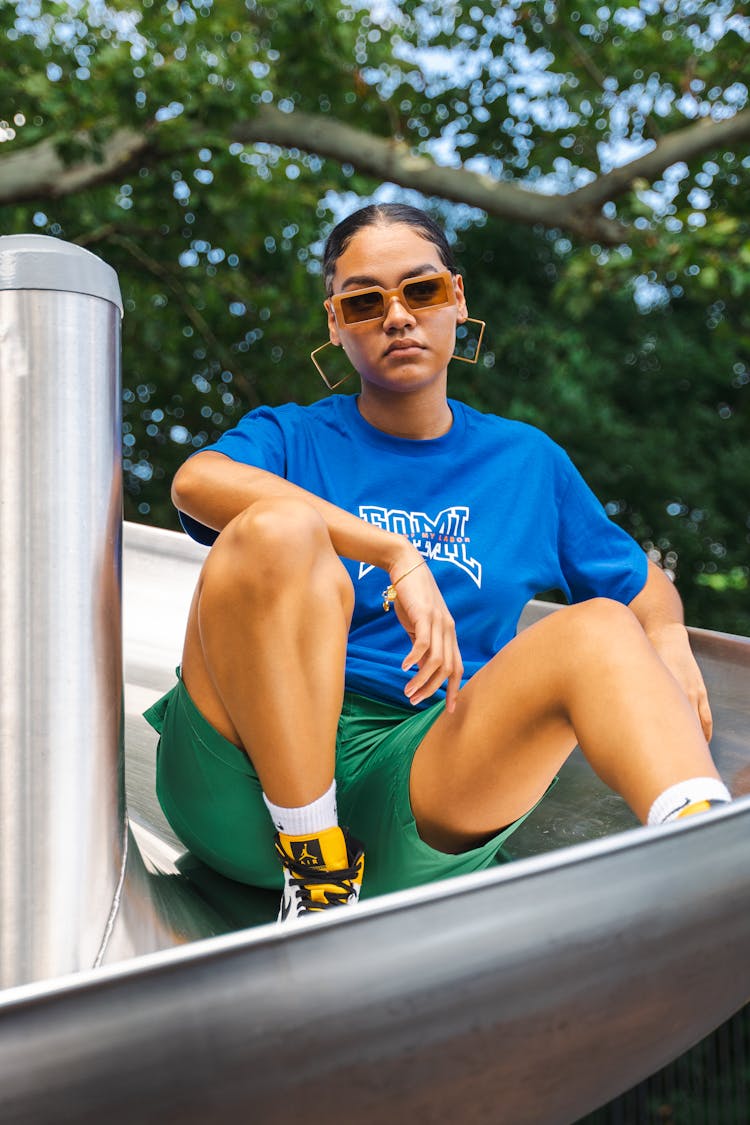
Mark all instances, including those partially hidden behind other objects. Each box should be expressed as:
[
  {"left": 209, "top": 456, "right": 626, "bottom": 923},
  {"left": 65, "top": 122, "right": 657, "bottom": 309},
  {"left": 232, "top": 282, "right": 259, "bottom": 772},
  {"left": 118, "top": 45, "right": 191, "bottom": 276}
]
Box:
[
  {"left": 1, "top": 805, "right": 749, "bottom": 1125},
  {"left": 1, "top": 522, "right": 748, "bottom": 1124}
]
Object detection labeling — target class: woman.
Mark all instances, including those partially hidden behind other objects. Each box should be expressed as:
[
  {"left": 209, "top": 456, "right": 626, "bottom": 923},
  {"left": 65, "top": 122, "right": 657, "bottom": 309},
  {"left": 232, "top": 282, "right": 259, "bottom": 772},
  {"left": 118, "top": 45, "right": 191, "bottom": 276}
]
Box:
[{"left": 145, "top": 202, "right": 730, "bottom": 921}]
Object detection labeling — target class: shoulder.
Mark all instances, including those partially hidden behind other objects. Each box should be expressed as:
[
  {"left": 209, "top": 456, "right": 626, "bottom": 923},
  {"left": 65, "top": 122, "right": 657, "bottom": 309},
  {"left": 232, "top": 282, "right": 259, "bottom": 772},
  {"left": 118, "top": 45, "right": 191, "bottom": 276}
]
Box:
[
  {"left": 452, "top": 400, "right": 568, "bottom": 461},
  {"left": 222, "top": 394, "right": 351, "bottom": 442}
]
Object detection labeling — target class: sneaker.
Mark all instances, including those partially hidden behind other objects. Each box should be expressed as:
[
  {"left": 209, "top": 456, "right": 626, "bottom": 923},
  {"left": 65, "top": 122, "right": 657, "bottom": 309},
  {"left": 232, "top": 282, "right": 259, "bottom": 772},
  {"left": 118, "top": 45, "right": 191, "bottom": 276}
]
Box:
[{"left": 274, "top": 825, "right": 365, "bottom": 922}]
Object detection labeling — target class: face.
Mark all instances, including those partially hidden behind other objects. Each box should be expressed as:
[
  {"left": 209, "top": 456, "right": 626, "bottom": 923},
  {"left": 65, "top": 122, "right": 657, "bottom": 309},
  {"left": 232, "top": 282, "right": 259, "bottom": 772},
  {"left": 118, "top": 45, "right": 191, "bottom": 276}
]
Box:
[{"left": 325, "top": 222, "right": 468, "bottom": 393}]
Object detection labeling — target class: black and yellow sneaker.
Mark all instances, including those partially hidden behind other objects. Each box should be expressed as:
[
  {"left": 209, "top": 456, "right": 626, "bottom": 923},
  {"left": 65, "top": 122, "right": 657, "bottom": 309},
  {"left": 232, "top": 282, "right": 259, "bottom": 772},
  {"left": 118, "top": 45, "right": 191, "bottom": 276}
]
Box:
[{"left": 274, "top": 826, "right": 365, "bottom": 923}]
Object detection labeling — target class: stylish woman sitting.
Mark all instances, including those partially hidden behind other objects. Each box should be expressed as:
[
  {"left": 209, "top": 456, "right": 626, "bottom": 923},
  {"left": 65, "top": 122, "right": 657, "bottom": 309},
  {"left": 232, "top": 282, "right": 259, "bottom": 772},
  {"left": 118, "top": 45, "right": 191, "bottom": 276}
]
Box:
[{"left": 145, "top": 202, "right": 729, "bottom": 921}]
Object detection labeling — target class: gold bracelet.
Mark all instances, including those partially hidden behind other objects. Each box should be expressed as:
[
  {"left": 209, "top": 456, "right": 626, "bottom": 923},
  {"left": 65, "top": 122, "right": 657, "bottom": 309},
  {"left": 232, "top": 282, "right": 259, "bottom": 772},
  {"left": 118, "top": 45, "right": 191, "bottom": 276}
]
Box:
[{"left": 382, "top": 560, "right": 426, "bottom": 612}]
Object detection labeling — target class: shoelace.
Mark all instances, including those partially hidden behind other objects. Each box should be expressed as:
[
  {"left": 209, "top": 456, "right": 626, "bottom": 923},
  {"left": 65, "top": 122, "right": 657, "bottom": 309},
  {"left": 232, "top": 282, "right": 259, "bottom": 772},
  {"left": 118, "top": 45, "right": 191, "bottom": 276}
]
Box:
[{"left": 279, "top": 849, "right": 362, "bottom": 912}]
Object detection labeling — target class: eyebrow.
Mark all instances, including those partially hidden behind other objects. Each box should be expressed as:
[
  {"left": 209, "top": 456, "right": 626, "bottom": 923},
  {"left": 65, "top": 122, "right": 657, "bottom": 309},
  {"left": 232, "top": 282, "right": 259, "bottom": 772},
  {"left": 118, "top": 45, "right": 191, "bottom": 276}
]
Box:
[{"left": 338, "top": 264, "right": 440, "bottom": 291}]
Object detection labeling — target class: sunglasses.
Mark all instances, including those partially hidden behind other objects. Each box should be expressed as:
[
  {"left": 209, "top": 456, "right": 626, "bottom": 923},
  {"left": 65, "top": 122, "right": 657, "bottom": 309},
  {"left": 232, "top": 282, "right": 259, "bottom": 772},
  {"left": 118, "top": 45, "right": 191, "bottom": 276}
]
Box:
[{"left": 330, "top": 270, "right": 456, "bottom": 327}]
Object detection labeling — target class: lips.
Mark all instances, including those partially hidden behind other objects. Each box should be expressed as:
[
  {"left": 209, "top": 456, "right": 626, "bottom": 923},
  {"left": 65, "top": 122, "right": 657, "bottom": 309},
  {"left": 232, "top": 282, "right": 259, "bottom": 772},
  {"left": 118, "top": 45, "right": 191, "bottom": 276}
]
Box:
[{"left": 384, "top": 339, "right": 424, "bottom": 356}]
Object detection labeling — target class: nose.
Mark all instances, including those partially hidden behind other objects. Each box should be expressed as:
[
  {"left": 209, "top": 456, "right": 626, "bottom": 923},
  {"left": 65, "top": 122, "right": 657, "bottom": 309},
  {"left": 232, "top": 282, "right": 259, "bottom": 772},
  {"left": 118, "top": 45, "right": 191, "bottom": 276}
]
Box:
[{"left": 382, "top": 294, "right": 416, "bottom": 330}]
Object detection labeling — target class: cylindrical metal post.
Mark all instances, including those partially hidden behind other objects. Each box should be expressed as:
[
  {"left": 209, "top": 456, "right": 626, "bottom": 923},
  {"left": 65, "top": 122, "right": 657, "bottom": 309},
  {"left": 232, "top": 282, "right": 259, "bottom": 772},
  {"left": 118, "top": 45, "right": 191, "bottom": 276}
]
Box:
[{"left": 0, "top": 235, "right": 124, "bottom": 987}]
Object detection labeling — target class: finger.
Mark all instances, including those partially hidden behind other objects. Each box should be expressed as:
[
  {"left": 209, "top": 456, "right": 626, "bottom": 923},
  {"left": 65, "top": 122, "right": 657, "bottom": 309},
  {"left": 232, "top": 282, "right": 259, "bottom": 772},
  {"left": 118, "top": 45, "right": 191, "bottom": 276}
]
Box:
[
  {"left": 411, "top": 647, "right": 462, "bottom": 709},
  {"left": 406, "top": 625, "right": 453, "bottom": 705},
  {"left": 405, "top": 627, "right": 445, "bottom": 701},
  {"left": 401, "top": 618, "right": 431, "bottom": 672},
  {"left": 410, "top": 624, "right": 463, "bottom": 709},
  {"left": 445, "top": 634, "right": 464, "bottom": 713},
  {"left": 408, "top": 660, "right": 452, "bottom": 706}
]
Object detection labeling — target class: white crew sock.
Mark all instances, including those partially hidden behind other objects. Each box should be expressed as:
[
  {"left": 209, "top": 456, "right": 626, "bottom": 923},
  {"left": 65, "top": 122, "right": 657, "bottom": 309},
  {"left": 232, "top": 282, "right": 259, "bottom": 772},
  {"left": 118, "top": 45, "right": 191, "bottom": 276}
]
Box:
[
  {"left": 647, "top": 777, "right": 731, "bottom": 826},
  {"left": 263, "top": 779, "right": 338, "bottom": 836}
]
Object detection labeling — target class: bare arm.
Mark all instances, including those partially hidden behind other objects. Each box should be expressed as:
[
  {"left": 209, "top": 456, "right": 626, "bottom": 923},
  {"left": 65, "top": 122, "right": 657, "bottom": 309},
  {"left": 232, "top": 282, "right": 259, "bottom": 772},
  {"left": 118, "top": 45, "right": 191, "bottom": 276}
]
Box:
[
  {"left": 173, "top": 450, "right": 414, "bottom": 571},
  {"left": 172, "top": 451, "right": 464, "bottom": 710},
  {"left": 628, "top": 560, "right": 712, "bottom": 741}
]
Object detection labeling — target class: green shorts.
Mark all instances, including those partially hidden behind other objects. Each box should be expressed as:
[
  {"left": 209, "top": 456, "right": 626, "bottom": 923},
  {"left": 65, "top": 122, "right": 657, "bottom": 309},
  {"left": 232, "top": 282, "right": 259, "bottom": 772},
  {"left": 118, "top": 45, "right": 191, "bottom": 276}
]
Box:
[{"left": 144, "top": 672, "right": 544, "bottom": 900}]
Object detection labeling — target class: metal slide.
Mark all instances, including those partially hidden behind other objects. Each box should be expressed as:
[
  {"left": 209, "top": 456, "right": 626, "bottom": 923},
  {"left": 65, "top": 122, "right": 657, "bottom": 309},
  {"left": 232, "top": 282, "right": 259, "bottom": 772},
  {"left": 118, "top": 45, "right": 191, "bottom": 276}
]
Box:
[
  {"left": 0, "top": 521, "right": 748, "bottom": 1124},
  {"left": 1, "top": 234, "right": 748, "bottom": 1123}
]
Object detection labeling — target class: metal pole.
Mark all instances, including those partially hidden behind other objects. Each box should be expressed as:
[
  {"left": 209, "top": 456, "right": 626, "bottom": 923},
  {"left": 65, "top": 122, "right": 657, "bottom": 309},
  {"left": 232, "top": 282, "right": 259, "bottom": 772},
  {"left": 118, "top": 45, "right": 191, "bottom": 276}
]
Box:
[{"left": 0, "top": 235, "right": 124, "bottom": 987}]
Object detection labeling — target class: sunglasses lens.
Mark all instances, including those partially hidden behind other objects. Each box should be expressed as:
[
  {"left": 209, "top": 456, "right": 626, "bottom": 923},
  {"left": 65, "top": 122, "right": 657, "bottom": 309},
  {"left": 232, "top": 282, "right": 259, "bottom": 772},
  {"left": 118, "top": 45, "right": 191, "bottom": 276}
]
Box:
[
  {"left": 336, "top": 274, "right": 452, "bottom": 325},
  {"left": 340, "top": 289, "right": 385, "bottom": 324},
  {"left": 403, "top": 276, "right": 450, "bottom": 309}
]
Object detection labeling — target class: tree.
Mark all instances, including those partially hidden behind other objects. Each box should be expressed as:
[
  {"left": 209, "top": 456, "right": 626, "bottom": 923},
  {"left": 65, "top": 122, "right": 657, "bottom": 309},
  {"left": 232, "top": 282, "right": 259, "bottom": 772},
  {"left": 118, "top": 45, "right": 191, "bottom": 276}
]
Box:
[
  {"left": 2, "top": 1, "right": 749, "bottom": 242},
  {"left": 0, "top": 0, "right": 747, "bottom": 630}
]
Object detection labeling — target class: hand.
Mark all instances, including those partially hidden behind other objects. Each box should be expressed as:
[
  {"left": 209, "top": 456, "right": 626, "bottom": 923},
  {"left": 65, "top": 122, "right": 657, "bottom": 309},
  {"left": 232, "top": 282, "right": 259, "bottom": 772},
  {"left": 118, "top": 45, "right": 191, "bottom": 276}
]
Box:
[
  {"left": 647, "top": 622, "right": 713, "bottom": 742},
  {"left": 386, "top": 557, "right": 464, "bottom": 712}
]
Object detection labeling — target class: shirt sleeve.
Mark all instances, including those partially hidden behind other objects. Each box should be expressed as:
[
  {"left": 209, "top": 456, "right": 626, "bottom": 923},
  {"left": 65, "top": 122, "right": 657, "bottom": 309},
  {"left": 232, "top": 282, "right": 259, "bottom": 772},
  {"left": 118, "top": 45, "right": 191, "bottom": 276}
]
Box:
[
  {"left": 555, "top": 453, "right": 648, "bottom": 606},
  {"left": 178, "top": 406, "right": 288, "bottom": 546}
]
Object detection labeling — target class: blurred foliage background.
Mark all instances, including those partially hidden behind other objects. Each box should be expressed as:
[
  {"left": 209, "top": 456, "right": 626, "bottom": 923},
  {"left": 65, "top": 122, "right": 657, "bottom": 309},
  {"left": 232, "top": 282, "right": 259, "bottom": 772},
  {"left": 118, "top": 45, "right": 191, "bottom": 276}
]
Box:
[{"left": 0, "top": 0, "right": 748, "bottom": 633}]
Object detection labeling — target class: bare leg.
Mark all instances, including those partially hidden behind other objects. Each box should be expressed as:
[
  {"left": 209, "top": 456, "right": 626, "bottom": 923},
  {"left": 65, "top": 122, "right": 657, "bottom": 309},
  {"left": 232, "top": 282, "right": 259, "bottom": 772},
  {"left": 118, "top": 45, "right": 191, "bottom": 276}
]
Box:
[
  {"left": 411, "top": 598, "right": 721, "bottom": 851},
  {"left": 181, "top": 499, "right": 354, "bottom": 806}
]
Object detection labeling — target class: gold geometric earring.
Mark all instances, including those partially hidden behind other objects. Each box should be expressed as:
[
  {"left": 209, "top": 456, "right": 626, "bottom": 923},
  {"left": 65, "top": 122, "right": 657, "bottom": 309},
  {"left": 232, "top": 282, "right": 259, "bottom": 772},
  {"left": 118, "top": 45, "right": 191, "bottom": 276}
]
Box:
[
  {"left": 451, "top": 317, "right": 486, "bottom": 364},
  {"left": 310, "top": 341, "right": 355, "bottom": 390},
  {"left": 312, "top": 316, "right": 486, "bottom": 388}
]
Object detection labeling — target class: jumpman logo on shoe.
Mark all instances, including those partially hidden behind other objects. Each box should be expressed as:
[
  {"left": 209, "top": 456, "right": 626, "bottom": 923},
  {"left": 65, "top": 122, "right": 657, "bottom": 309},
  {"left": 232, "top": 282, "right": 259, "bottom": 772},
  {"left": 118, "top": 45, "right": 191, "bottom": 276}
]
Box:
[{"left": 291, "top": 839, "right": 324, "bottom": 866}]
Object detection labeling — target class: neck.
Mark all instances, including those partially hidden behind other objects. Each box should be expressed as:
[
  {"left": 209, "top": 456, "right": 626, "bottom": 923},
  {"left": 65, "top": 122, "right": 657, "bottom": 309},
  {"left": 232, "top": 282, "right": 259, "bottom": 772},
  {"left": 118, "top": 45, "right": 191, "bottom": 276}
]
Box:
[{"left": 357, "top": 381, "right": 453, "bottom": 440}]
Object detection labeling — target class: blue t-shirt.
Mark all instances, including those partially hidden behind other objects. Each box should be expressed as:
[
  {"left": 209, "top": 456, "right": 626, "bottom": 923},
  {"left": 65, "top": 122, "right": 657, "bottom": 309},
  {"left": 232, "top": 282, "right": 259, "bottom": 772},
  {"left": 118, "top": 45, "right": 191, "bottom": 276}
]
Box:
[{"left": 180, "top": 394, "right": 647, "bottom": 707}]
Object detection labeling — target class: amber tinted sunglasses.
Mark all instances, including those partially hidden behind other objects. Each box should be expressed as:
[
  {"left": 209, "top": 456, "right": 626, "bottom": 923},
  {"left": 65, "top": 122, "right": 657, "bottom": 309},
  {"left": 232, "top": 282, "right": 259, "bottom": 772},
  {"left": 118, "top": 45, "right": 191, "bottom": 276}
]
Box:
[{"left": 330, "top": 270, "right": 456, "bottom": 327}]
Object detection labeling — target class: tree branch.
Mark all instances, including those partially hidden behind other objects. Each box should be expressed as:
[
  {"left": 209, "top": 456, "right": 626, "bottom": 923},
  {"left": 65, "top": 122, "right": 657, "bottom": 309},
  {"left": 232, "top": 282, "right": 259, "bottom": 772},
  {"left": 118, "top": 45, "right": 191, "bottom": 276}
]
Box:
[
  {"left": 0, "top": 129, "right": 150, "bottom": 205},
  {"left": 1, "top": 104, "right": 748, "bottom": 245},
  {"left": 567, "top": 107, "right": 750, "bottom": 213},
  {"left": 231, "top": 106, "right": 628, "bottom": 241}
]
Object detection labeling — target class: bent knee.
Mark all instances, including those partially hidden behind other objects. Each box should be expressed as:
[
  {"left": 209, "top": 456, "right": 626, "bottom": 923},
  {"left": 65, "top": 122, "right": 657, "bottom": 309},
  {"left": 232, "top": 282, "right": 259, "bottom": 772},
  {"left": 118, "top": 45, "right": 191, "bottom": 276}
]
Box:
[
  {"left": 570, "top": 596, "right": 638, "bottom": 624},
  {"left": 561, "top": 597, "right": 646, "bottom": 658},
  {"left": 222, "top": 498, "right": 328, "bottom": 559},
  {"left": 203, "top": 498, "right": 347, "bottom": 596}
]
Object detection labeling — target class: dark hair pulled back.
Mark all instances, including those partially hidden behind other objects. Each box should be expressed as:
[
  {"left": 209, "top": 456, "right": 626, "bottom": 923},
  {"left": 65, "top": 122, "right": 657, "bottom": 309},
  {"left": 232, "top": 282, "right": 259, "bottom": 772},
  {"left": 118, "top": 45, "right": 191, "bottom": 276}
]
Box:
[{"left": 322, "top": 203, "right": 457, "bottom": 295}]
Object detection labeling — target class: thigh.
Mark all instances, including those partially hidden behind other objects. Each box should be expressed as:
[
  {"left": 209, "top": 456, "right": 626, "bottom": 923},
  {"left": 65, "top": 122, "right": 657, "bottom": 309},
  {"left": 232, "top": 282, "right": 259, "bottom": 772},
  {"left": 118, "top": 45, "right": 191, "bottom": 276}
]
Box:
[
  {"left": 150, "top": 673, "right": 281, "bottom": 888},
  {"left": 336, "top": 694, "right": 521, "bottom": 898},
  {"left": 181, "top": 576, "right": 242, "bottom": 747},
  {"left": 410, "top": 607, "right": 592, "bottom": 849},
  {"left": 180, "top": 500, "right": 355, "bottom": 752}
]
